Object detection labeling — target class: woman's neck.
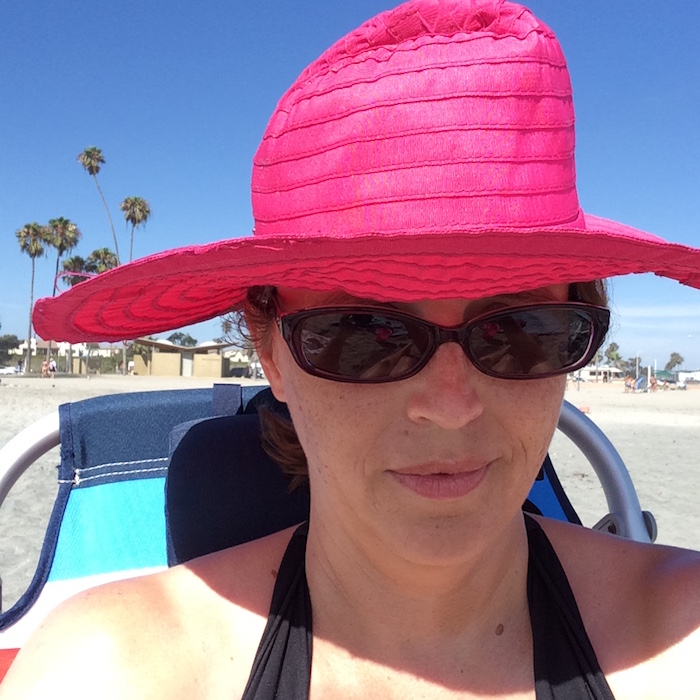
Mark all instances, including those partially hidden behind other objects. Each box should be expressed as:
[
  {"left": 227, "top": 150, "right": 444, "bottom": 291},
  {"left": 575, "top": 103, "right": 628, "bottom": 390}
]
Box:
[{"left": 304, "top": 509, "right": 531, "bottom": 660}]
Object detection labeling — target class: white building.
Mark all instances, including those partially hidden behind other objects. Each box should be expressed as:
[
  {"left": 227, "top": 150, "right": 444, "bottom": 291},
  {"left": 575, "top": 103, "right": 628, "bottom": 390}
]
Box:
[{"left": 578, "top": 364, "right": 624, "bottom": 382}]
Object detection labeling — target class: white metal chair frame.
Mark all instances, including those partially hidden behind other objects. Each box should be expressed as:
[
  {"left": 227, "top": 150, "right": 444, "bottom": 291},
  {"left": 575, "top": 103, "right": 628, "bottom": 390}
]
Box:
[{"left": 0, "top": 399, "right": 656, "bottom": 543}]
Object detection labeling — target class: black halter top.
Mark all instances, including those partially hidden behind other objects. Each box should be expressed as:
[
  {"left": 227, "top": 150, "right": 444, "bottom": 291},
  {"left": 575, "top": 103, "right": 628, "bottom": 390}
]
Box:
[{"left": 241, "top": 517, "right": 615, "bottom": 699}]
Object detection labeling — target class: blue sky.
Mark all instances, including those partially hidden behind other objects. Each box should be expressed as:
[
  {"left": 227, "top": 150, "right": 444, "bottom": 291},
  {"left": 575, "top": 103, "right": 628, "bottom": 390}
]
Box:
[{"left": 2, "top": 1, "right": 699, "bottom": 369}]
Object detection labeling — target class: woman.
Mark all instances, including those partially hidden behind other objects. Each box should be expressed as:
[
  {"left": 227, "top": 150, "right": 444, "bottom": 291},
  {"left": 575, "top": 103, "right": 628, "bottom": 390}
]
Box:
[{"left": 4, "top": 1, "right": 700, "bottom": 698}]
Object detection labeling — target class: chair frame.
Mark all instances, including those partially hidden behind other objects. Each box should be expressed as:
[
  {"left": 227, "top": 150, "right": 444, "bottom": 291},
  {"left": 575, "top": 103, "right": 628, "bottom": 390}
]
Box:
[{"left": 0, "top": 397, "right": 654, "bottom": 541}]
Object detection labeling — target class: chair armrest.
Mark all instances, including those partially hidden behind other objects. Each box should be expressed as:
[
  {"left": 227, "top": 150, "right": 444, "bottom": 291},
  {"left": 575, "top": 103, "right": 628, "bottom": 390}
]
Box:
[
  {"left": 558, "top": 400, "right": 651, "bottom": 543},
  {"left": 0, "top": 412, "right": 60, "bottom": 508}
]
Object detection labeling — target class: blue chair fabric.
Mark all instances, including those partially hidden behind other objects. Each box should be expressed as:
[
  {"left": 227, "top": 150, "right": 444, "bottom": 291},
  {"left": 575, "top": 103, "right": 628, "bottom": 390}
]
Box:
[
  {"left": 0, "top": 387, "right": 238, "bottom": 633},
  {"left": 166, "top": 389, "right": 581, "bottom": 564}
]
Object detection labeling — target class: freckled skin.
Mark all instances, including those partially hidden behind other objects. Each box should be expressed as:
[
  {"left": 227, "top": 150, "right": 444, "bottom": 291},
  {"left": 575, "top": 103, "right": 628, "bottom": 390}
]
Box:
[
  {"left": 261, "top": 286, "right": 568, "bottom": 567},
  {"left": 4, "top": 286, "right": 700, "bottom": 700}
]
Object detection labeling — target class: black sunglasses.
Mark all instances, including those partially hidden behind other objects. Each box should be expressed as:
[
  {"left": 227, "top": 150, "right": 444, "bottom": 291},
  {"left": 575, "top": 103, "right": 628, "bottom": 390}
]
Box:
[{"left": 278, "top": 302, "right": 610, "bottom": 383}]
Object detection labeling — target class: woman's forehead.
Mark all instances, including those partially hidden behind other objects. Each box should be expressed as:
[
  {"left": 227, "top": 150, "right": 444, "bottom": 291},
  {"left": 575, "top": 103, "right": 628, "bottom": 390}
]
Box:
[{"left": 276, "top": 284, "right": 569, "bottom": 312}]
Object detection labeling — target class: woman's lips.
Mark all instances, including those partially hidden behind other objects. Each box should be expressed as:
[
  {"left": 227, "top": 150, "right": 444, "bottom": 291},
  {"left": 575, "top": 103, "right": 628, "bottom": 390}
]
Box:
[{"left": 389, "top": 464, "right": 489, "bottom": 500}]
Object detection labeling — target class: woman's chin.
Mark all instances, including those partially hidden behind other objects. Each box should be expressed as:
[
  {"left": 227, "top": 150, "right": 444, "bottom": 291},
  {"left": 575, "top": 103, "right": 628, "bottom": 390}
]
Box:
[{"left": 372, "top": 511, "right": 504, "bottom": 569}]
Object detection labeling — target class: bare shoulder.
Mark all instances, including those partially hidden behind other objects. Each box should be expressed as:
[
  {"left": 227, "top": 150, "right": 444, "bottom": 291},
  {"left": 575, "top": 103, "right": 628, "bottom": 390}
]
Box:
[
  {"left": 535, "top": 515, "right": 700, "bottom": 619},
  {"left": 537, "top": 516, "right": 700, "bottom": 699},
  {"left": 0, "top": 526, "right": 298, "bottom": 700}
]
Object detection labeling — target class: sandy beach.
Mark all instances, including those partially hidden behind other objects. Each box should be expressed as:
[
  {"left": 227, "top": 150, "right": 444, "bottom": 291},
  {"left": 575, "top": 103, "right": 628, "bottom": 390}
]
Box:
[{"left": 0, "top": 374, "right": 698, "bottom": 612}]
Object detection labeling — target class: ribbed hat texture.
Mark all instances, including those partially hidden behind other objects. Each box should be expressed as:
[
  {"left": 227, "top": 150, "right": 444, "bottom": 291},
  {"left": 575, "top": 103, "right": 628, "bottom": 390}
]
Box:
[
  {"left": 253, "top": 0, "right": 578, "bottom": 236},
  {"left": 34, "top": 0, "right": 700, "bottom": 342}
]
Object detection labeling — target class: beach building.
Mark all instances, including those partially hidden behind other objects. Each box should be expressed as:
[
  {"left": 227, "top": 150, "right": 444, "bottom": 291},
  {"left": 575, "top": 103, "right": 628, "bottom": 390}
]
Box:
[
  {"left": 131, "top": 338, "right": 236, "bottom": 378},
  {"left": 12, "top": 337, "right": 240, "bottom": 378},
  {"left": 579, "top": 364, "right": 624, "bottom": 382},
  {"left": 13, "top": 339, "right": 118, "bottom": 373},
  {"left": 14, "top": 338, "right": 73, "bottom": 359},
  {"left": 678, "top": 370, "right": 700, "bottom": 384}
]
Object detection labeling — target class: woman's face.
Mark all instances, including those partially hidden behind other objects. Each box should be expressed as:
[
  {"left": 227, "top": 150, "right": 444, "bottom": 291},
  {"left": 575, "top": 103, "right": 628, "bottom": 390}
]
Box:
[{"left": 259, "top": 286, "right": 568, "bottom": 564}]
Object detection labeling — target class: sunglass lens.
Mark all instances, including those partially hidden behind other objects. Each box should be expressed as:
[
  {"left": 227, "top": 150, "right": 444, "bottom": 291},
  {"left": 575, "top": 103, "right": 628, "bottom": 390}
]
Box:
[
  {"left": 468, "top": 308, "right": 594, "bottom": 377},
  {"left": 297, "top": 311, "right": 430, "bottom": 380}
]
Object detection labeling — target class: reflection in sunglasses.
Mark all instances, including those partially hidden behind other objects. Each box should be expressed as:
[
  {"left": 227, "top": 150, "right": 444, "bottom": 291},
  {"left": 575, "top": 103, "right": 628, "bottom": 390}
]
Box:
[
  {"left": 375, "top": 326, "right": 393, "bottom": 342},
  {"left": 282, "top": 303, "right": 608, "bottom": 382},
  {"left": 500, "top": 316, "right": 550, "bottom": 374},
  {"left": 359, "top": 343, "right": 416, "bottom": 379}
]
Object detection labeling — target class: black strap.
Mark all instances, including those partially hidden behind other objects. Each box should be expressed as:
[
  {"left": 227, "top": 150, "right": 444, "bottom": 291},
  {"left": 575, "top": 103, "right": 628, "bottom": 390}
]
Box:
[
  {"left": 241, "top": 523, "right": 312, "bottom": 700},
  {"left": 526, "top": 516, "right": 616, "bottom": 699},
  {"left": 242, "top": 518, "right": 615, "bottom": 699}
]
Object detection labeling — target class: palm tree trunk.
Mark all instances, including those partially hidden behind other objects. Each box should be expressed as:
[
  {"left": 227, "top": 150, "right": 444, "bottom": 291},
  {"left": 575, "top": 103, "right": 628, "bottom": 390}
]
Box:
[
  {"left": 123, "top": 224, "right": 136, "bottom": 376},
  {"left": 46, "top": 254, "right": 61, "bottom": 361},
  {"left": 92, "top": 175, "right": 121, "bottom": 264},
  {"left": 53, "top": 254, "right": 60, "bottom": 295},
  {"left": 26, "top": 259, "right": 35, "bottom": 374}
]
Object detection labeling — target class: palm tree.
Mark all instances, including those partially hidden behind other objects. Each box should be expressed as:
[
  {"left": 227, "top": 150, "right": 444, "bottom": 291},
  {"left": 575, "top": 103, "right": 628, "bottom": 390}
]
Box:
[
  {"left": 116, "top": 195, "right": 149, "bottom": 375},
  {"left": 167, "top": 331, "right": 198, "bottom": 347},
  {"left": 604, "top": 342, "right": 622, "bottom": 369},
  {"left": 120, "top": 197, "right": 151, "bottom": 262},
  {"left": 85, "top": 247, "right": 118, "bottom": 274},
  {"left": 47, "top": 218, "right": 82, "bottom": 294},
  {"left": 16, "top": 222, "right": 49, "bottom": 373},
  {"left": 59, "top": 253, "right": 90, "bottom": 374},
  {"left": 61, "top": 255, "right": 89, "bottom": 287},
  {"left": 77, "top": 147, "right": 121, "bottom": 264},
  {"left": 665, "top": 352, "right": 684, "bottom": 372},
  {"left": 44, "top": 217, "right": 82, "bottom": 364},
  {"left": 119, "top": 195, "right": 152, "bottom": 379},
  {"left": 59, "top": 250, "right": 116, "bottom": 374}
]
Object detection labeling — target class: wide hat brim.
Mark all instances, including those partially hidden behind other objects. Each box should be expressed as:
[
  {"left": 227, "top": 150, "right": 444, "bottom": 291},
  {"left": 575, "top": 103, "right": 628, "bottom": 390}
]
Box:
[
  {"left": 33, "top": 213, "right": 700, "bottom": 343},
  {"left": 35, "top": 3, "right": 700, "bottom": 343}
]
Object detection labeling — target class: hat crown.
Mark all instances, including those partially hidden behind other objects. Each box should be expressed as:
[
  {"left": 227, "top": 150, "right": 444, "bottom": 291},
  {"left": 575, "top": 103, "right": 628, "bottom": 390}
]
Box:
[
  {"left": 310, "top": 0, "right": 555, "bottom": 65},
  {"left": 33, "top": 1, "right": 700, "bottom": 345},
  {"left": 253, "top": 0, "right": 580, "bottom": 239}
]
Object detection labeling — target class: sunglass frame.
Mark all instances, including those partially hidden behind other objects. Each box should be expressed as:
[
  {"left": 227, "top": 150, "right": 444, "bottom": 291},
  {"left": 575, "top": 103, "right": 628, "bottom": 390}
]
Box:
[{"left": 278, "top": 302, "right": 610, "bottom": 383}]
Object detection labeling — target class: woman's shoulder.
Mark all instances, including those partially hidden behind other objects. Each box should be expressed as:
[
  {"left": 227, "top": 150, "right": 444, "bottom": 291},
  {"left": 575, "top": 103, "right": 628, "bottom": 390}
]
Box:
[
  {"left": 535, "top": 514, "right": 700, "bottom": 604},
  {"left": 0, "top": 525, "right": 299, "bottom": 700},
  {"left": 536, "top": 516, "right": 700, "bottom": 699}
]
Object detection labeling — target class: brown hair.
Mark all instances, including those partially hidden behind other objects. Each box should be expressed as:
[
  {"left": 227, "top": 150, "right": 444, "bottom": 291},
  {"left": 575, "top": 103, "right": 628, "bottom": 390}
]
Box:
[{"left": 241, "top": 280, "right": 608, "bottom": 486}]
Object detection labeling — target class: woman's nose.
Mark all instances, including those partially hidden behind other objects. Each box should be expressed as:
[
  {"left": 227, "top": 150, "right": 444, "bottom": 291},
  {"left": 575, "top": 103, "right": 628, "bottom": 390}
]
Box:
[{"left": 405, "top": 342, "right": 484, "bottom": 429}]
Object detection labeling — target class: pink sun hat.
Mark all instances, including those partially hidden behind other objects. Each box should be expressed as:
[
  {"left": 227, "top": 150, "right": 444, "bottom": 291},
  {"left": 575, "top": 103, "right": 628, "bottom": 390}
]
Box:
[{"left": 34, "top": 0, "right": 700, "bottom": 343}]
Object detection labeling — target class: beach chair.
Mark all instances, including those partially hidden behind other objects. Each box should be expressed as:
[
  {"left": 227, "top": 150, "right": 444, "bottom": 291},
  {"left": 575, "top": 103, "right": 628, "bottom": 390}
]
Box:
[
  {"left": 165, "top": 392, "right": 655, "bottom": 564},
  {"left": 0, "top": 385, "right": 243, "bottom": 680},
  {"left": 0, "top": 385, "right": 655, "bottom": 682}
]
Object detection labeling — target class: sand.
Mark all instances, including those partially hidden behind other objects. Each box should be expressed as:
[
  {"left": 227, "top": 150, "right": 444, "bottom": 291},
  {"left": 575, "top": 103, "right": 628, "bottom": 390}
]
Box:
[{"left": 0, "top": 374, "right": 698, "bottom": 612}]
